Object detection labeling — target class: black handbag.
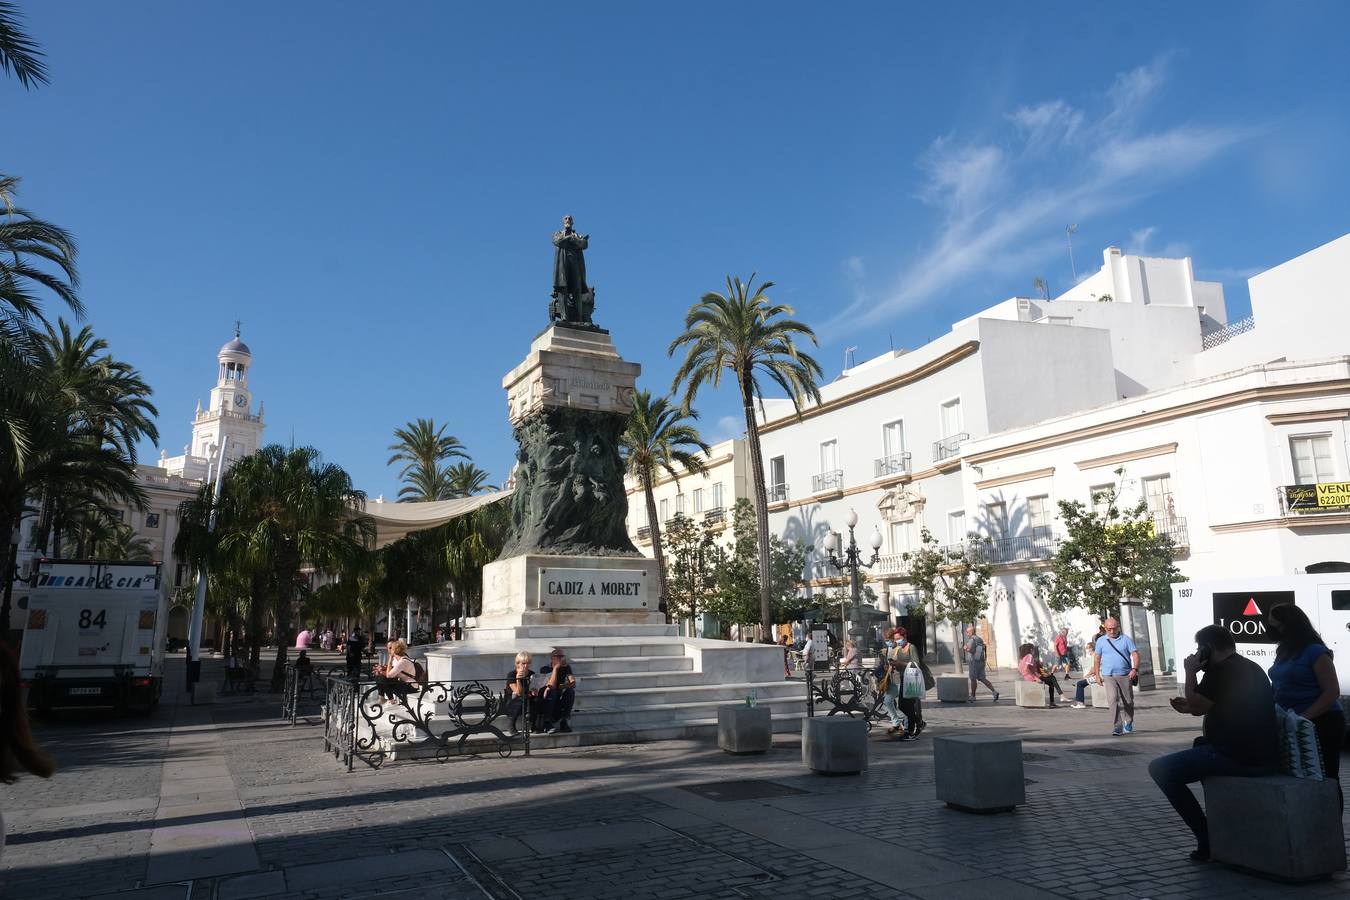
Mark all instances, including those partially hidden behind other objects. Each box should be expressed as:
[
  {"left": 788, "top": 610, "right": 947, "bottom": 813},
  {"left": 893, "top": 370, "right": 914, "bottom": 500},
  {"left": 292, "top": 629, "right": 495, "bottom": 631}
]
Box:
[{"left": 1106, "top": 638, "right": 1138, "bottom": 687}]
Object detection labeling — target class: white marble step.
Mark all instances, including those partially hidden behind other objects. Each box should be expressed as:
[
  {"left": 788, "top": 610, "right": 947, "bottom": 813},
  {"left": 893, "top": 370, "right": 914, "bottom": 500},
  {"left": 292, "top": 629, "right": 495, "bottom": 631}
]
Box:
[
  {"left": 567, "top": 654, "right": 694, "bottom": 675},
  {"left": 469, "top": 624, "right": 679, "bottom": 641},
  {"left": 533, "top": 643, "right": 682, "bottom": 659},
  {"left": 578, "top": 669, "right": 766, "bottom": 689},
  {"left": 581, "top": 680, "right": 802, "bottom": 707},
  {"left": 570, "top": 697, "right": 804, "bottom": 728}
]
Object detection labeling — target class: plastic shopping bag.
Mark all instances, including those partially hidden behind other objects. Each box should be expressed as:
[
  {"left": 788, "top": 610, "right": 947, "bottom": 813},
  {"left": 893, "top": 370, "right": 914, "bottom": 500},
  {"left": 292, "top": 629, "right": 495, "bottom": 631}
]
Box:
[{"left": 902, "top": 662, "right": 925, "bottom": 699}]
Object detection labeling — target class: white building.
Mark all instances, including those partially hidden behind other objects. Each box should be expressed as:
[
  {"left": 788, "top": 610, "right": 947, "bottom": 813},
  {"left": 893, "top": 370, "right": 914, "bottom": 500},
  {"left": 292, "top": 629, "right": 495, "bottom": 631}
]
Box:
[
  {"left": 753, "top": 245, "right": 1228, "bottom": 661},
  {"left": 963, "top": 232, "right": 1350, "bottom": 672},
  {"left": 159, "top": 327, "right": 265, "bottom": 480},
  {"left": 625, "top": 438, "right": 751, "bottom": 552}
]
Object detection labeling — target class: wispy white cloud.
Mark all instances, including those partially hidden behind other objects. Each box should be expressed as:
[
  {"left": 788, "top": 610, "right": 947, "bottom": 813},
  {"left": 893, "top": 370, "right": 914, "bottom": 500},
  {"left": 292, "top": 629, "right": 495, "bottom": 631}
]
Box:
[
  {"left": 828, "top": 56, "right": 1260, "bottom": 332},
  {"left": 713, "top": 415, "right": 742, "bottom": 442}
]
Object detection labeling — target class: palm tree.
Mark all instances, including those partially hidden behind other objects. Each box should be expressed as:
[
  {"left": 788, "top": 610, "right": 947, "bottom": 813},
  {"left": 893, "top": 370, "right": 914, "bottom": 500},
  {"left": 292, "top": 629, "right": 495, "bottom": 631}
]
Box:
[
  {"left": 621, "top": 390, "right": 709, "bottom": 620},
  {"left": 445, "top": 461, "right": 495, "bottom": 497},
  {"left": 214, "top": 445, "right": 374, "bottom": 689},
  {"left": 387, "top": 418, "right": 467, "bottom": 502},
  {"left": 443, "top": 500, "right": 509, "bottom": 632},
  {"left": 669, "top": 275, "right": 823, "bottom": 640},
  {"left": 0, "top": 3, "right": 49, "bottom": 89},
  {"left": 1, "top": 175, "right": 80, "bottom": 338}
]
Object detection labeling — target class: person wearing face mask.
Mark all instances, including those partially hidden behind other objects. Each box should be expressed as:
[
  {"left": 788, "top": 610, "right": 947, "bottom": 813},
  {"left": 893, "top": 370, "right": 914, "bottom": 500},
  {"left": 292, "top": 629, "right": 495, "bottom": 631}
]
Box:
[
  {"left": 1267, "top": 603, "right": 1343, "bottom": 810},
  {"left": 882, "top": 627, "right": 932, "bottom": 738},
  {"left": 1148, "top": 625, "right": 1279, "bottom": 862}
]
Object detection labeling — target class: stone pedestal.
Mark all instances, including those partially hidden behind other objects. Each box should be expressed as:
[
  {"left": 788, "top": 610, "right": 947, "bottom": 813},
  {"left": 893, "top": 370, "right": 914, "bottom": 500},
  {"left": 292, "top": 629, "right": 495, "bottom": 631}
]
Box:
[
  {"left": 933, "top": 734, "right": 1025, "bottom": 813},
  {"left": 802, "top": 716, "right": 867, "bottom": 775},
  {"left": 480, "top": 553, "right": 662, "bottom": 629},
  {"left": 1014, "top": 681, "right": 1050, "bottom": 708},
  {"left": 718, "top": 704, "right": 772, "bottom": 755},
  {"left": 936, "top": 674, "right": 970, "bottom": 703},
  {"left": 1205, "top": 775, "right": 1346, "bottom": 881}
]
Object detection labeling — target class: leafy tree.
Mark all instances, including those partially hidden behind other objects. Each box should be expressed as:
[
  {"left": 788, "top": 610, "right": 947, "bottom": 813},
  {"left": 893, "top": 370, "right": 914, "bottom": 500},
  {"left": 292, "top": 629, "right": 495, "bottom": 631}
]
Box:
[
  {"left": 706, "top": 498, "right": 806, "bottom": 635},
  {"left": 0, "top": 2, "right": 48, "bottom": 88},
  {"left": 443, "top": 498, "right": 508, "bottom": 625},
  {"left": 903, "top": 526, "right": 993, "bottom": 672},
  {"left": 669, "top": 276, "right": 822, "bottom": 639},
  {"left": 387, "top": 418, "right": 467, "bottom": 501},
  {"left": 662, "top": 512, "right": 717, "bottom": 623},
  {"left": 1030, "top": 476, "right": 1183, "bottom": 620},
  {"left": 620, "top": 389, "right": 709, "bottom": 619},
  {"left": 444, "top": 461, "right": 496, "bottom": 497}
]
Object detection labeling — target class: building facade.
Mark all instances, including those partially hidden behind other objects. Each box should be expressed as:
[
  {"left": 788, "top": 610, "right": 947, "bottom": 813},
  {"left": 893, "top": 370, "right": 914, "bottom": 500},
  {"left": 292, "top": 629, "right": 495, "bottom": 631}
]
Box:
[{"left": 625, "top": 437, "right": 751, "bottom": 551}]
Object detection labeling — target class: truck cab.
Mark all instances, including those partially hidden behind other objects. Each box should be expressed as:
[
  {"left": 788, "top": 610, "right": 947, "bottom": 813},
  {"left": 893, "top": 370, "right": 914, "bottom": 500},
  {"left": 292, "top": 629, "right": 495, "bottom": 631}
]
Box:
[{"left": 20, "top": 559, "right": 168, "bottom": 715}]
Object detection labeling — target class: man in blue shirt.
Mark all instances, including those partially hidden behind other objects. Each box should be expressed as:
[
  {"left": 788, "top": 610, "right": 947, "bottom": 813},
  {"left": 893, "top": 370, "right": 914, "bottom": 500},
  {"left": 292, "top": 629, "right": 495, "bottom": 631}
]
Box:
[{"left": 1091, "top": 617, "right": 1140, "bottom": 736}]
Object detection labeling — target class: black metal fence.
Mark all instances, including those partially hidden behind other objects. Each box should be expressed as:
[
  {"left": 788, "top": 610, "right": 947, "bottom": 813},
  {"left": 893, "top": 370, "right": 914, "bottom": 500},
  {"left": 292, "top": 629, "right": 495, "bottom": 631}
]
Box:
[
  {"left": 281, "top": 663, "right": 348, "bottom": 725},
  {"left": 805, "top": 667, "right": 886, "bottom": 729},
  {"left": 321, "top": 675, "right": 531, "bottom": 771}
]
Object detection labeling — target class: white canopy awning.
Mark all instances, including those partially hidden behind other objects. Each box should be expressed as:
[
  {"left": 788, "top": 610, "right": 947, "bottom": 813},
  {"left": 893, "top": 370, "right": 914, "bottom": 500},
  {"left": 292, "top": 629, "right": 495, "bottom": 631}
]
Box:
[{"left": 360, "top": 490, "right": 511, "bottom": 549}]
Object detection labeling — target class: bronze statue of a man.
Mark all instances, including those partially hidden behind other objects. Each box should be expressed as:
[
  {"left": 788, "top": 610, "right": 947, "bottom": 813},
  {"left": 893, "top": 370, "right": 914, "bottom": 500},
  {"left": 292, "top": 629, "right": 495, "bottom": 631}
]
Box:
[{"left": 551, "top": 215, "right": 595, "bottom": 324}]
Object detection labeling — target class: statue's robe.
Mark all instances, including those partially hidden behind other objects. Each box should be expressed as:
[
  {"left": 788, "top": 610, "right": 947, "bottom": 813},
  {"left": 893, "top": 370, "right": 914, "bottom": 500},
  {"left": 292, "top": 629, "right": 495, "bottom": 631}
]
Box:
[{"left": 552, "top": 231, "right": 589, "bottom": 319}]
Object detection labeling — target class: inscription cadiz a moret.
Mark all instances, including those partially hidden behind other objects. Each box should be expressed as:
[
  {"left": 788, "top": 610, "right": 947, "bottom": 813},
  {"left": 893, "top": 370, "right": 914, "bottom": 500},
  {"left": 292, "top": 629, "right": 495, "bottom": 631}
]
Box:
[{"left": 537, "top": 567, "right": 648, "bottom": 605}]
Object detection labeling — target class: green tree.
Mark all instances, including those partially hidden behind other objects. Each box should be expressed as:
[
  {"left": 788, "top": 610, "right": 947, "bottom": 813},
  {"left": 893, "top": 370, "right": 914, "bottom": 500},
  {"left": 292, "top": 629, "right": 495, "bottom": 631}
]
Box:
[
  {"left": 903, "top": 526, "right": 993, "bottom": 672},
  {"left": 620, "top": 389, "right": 709, "bottom": 619},
  {"left": 662, "top": 512, "right": 717, "bottom": 623},
  {"left": 445, "top": 461, "right": 496, "bottom": 497},
  {"left": 443, "top": 499, "right": 509, "bottom": 625},
  {"left": 706, "top": 498, "right": 807, "bottom": 633},
  {"left": 1030, "top": 476, "right": 1184, "bottom": 620},
  {"left": 669, "top": 276, "right": 822, "bottom": 639},
  {"left": 387, "top": 418, "right": 467, "bottom": 502},
  {"left": 0, "top": 2, "right": 49, "bottom": 88}
]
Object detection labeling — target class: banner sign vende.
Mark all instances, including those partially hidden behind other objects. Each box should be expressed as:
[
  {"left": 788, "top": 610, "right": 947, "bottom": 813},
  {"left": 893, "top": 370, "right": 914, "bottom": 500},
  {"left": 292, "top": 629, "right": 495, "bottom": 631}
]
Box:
[{"left": 1284, "top": 481, "right": 1350, "bottom": 513}]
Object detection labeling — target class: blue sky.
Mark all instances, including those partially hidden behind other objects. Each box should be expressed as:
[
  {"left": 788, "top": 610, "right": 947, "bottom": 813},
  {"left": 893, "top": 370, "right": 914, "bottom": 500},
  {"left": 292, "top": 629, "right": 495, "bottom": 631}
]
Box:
[{"left": 6, "top": 2, "right": 1349, "bottom": 498}]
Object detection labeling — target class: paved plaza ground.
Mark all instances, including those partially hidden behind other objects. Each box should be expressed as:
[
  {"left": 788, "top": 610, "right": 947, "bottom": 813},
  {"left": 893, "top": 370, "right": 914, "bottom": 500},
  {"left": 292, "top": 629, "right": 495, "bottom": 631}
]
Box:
[{"left": 3, "top": 655, "right": 1347, "bottom": 900}]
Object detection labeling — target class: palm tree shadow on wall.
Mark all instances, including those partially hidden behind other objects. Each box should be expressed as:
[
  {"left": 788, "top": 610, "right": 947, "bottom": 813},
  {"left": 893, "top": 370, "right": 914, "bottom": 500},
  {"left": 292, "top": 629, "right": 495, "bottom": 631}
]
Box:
[{"left": 783, "top": 505, "right": 833, "bottom": 605}]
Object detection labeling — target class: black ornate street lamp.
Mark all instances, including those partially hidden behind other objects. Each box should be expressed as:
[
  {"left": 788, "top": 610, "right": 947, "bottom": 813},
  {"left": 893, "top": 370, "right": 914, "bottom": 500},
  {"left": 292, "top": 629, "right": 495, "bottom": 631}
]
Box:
[{"left": 822, "top": 509, "right": 883, "bottom": 656}]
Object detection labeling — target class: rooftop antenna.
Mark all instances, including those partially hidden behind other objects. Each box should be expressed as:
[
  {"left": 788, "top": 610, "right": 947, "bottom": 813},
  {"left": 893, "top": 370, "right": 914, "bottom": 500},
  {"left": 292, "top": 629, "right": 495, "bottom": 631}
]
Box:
[
  {"left": 888, "top": 332, "right": 894, "bottom": 351},
  {"left": 1066, "top": 224, "right": 1078, "bottom": 282},
  {"left": 1033, "top": 277, "right": 1050, "bottom": 300},
  {"left": 844, "top": 345, "right": 857, "bottom": 371}
]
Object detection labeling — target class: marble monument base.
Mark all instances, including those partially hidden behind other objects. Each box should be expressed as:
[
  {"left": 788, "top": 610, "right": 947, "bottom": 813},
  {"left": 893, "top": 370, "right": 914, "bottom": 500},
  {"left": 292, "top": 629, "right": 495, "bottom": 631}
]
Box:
[{"left": 478, "top": 553, "right": 665, "bottom": 629}]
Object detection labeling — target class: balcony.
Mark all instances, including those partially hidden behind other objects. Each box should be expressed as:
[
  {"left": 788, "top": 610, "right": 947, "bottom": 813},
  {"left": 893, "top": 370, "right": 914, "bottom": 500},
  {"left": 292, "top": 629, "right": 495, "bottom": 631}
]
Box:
[
  {"left": 768, "top": 483, "right": 789, "bottom": 504},
  {"left": 874, "top": 452, "right": 912, "bottom": 479},
  {"left": 812, "top": 469, "right": 844, "bottom": 494},
  {"left": 703, "top": 507, "right": 726, "bottom": 526},
  {"left": 875, "top": 553, "right": 912, "bottom": 577},
  {"left": 933, "top": 432, "right": 969, "bottom": 462},
  {"left": 636, "top": 526, "right": 651, "bottom": 542},
  {"left": 1152, "top": 515, "right": 1189, "bottom": 548},
  {"left": 987, "top": 532, "right": 1059, "bottom": 564}
]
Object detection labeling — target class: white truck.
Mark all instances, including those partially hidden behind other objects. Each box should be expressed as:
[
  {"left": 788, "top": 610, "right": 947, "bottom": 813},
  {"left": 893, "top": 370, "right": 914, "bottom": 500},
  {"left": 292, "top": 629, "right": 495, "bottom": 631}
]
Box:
[
  {"left": 1171, "top": 574, "right": 1350, "bottom": 713},
  {"left": 19, "top": 559, "right": 168, "bottom": 715}
]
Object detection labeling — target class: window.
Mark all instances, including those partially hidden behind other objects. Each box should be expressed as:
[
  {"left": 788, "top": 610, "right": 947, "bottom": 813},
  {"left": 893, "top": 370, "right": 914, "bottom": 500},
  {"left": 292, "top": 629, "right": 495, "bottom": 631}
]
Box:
[
  {"left": 947, "top": 510, "right": 967, "bottom": 544},
  {"left": 940, "top": 398, "right": 963, "bottom": 437},
  {"left": 1290, "top": 435, "right": 1335, "bottom": 485},
  {"left": 1142, "top": 474, "right": 1174, "bottom": 521},
  {"left": 659, "top": 498, "right": 669, "bottom": 522},
  {"left": 675, "top": 493, "right": 686, "bottom": 516},
  {"left": 635, "top": 503, "right": 647, "bottom": 528},
  {"left": 693, "top": 488, "right": 704, "bottom": 513},
  {"left": 889, "top": 521, "right": 914, "bottom": 555},
  {"left": 819, "top": 439, "right": 839, "bottom": 473},
  {"left": 769, "top": 456, "right": 786, "bottom": 500},
  {"left": 145, "top": 513, "right": 161, "bottom": 529},
  {"left": 1027, "top": 495, "right": 1051, "bottom": 537},
  {"left": 113, "top": 509, "right": 125, "bottom": 522},
  {"left": 985, "top": 502, "right": 1008, "bottom": 539},
  {"left": 1090, "top": 484, "right": 1113, "bottom": 518},
  {"left": 711, "top": 482, "right": 724, "bottom": 509},
  {"left": 882, "top": 419, "right": 905, "bottom": 457}
]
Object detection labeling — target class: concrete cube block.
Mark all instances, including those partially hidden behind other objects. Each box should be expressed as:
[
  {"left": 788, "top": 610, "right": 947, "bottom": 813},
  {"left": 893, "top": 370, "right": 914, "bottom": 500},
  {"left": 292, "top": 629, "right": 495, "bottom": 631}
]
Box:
[
  {"left": 935, "top": 675, "right": 970, "bottom": 703},
  {"left": 801, "top": 716, "right": 867, "bottom": 775},
  {"left": 718, "top": 704, "right": 772, "bottom": 755},
  {"left": 1014, "top": 680, "right": 1049, "bottom": 708},
  {"left": 1205, "top": 775, "right": 1346, "bottom": 881},
  {"left": 933, "top": 734, "right": 1025, "bottom": 813},
  {"left": 1089, "top": 683, "right": 1108, "bottom": 708}
]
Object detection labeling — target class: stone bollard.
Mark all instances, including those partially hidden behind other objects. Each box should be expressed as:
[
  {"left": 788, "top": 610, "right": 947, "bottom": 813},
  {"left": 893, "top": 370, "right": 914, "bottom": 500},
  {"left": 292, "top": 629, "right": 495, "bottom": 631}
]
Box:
[
  {"left": 801, "top": 716, "right": 867, "bottom": 775},
  {"left": 1205, "top": 775, "right": 1346, "bottom": 881},
  {"left": 935, "top": 675, "right": 970, "bottom": 703},
  {"left": 718, "top": 704, "right": 772, "bottom": 755},
  {"left": 1089, "top": 683, "right": 1108, "bottom": 708},
  {"left": 1014, "top": 681, "right": 1050, "bottom": 708},
  {"left": 933, "top": 734, "right": 1025, "bottom": 813}
]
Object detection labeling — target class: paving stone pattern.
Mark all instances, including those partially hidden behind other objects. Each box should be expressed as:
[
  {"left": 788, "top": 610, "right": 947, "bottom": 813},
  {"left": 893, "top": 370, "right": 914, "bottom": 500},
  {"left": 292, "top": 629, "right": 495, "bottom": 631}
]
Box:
[{"left": 3, "top": 658, "right": 1347, "bottom": 899}]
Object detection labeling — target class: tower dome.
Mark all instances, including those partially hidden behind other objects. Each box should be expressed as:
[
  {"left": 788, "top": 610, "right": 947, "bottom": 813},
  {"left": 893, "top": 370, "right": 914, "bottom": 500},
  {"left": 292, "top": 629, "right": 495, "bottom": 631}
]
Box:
[{"left": 219, "top": 322, "right": 251, "bottom": 358}]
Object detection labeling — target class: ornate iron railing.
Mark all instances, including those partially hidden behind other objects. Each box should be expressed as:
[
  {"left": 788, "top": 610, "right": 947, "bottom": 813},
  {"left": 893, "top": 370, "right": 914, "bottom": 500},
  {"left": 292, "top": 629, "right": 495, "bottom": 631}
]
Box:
[
  {"left": 933, "top": 433, "right": 969, "bottom": 462},
  {"left": 1201, "top": 315, "right": 1255, "bottom": 350},
  {"left": 322, "top": 675, "right": 530, "bottom": 771},
  {"left": 283, "top": 663, "right": 347, "bottom": 725},
  {"left": 768, "top": 483, "right": 789, "bottom": 504},
  {"left": 986, "top": 532, "right": 1059, "bottom": 564},
  {"left": 806, "top": 668, "right": 886, "bottom": 729},
  {"left": 703, "top": 506, "right": 726, "bottom": 525},
  {"left": 812, "top": 469, "right": 844, "bottom": 493},
  {"left": 1152, "top": 515, "right": 1190, "bottom": 548},
  {"left": 875, "top": 552, "right": 912, "bottom": 577},
  {"left": 874, "top": 452, "right": 912, "bottom": 478}
]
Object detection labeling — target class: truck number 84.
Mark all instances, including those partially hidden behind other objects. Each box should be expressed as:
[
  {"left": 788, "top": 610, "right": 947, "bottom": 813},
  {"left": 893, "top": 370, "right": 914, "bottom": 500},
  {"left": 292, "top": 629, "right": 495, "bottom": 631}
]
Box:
[{"left": 79, "top": 609, "right": 107, "bottom": 629}]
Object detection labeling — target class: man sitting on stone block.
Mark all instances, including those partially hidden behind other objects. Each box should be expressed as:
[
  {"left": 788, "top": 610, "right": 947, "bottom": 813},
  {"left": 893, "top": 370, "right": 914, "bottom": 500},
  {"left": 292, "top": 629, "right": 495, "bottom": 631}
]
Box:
[
  {"left": 1147, "top": 624, "right": 1280, "bottom": 862},
  {"left": 538, "top": 647, "right": 577, "bottom": 734}
]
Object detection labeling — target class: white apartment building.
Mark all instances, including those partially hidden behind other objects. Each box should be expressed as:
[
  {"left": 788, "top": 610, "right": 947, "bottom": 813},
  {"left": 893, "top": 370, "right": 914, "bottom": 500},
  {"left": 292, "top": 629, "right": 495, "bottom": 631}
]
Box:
[
  {"left": 625, "top": 438, "right": 750, "bottom": 552},
  {"left": 754, "top": 245, "right": 1236, "bottom": 663},
  {"left": 963, "top": 232, "right": 1350, "bottom": 672}
]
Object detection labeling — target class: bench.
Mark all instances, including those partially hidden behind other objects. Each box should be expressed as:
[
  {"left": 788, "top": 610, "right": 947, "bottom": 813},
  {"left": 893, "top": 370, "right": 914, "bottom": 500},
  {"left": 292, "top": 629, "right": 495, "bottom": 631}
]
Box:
[
  {"left": 1204, "top": 774, "right": 1346, "bottom": 881},
  {"left": 935, "top": 674, "right": 970, "bottom": 703},
  {"left": 222, "top": 664, "right": 258, "bottom": 695},
  {"left": 933, "top": 734, "right": 1025, "bottom": 813},
  {"left": 1014, "top": 681, "right": 1050, "bottom": 708}
]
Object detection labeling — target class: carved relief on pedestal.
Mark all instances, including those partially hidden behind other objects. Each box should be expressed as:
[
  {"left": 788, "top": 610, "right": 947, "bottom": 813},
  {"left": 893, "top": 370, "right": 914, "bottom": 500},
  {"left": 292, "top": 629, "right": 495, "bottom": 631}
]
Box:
[{"left": 877, "top": 487, "right": 925, "bottom": 524}]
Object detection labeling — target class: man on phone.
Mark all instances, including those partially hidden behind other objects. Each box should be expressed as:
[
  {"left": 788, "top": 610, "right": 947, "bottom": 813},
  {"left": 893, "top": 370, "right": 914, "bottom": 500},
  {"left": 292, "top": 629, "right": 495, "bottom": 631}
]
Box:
[
  {"left": 538, "top": 648, "right": 577, "bottom": 734},
  {"left": 1147, "top": 625, "right": 1279, "bottom": 861},
  {"left": 1091, "top": 617, "right": 1140, "bottom": 735}
]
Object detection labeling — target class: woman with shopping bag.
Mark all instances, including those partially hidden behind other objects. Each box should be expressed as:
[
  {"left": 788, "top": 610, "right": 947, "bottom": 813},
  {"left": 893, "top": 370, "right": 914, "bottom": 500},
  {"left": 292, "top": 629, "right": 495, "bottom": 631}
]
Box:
[{"left": 883, "top": 627, "right": 934, "bottom": 738}]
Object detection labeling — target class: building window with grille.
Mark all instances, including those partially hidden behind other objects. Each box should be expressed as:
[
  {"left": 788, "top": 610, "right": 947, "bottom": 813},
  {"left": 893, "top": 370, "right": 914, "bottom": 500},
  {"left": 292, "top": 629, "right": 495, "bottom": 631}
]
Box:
[
  {"left": 984, "top": 502, "right": 1008, "bottom": 540},
  {"left": 711, "top": 482, "right": 724, "bottom": 509},
  {"left": 692, "top": 488, "right": 704, "bottom": 513},
  {"left": 889, "top": 520, "right": 914, "bottom": 555},
  {"left": 675, "top": 493, "right": 686, "bottom": 516},
  {"left": 1142, "top": 474, "right": 1174, "bottom": 521},
  {"left": 1026, "top": 495, "right": 1052, "bottom": 537},
  {"left": 659, "top": 498, "right": 670, "bottom": 522},
  {"left": 947, "top": 510, "right": 967, "bottom": 544},
  {"left": 1290, "top": 434, "right": 1335, "bottom": 485},
  {"left": 769, "top": 457, "right": 786, "bottom": 502}
]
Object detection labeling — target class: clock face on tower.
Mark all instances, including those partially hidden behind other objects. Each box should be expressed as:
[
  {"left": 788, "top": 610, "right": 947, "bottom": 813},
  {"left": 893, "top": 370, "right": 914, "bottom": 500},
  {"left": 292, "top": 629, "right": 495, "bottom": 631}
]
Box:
[{"left": 234, "top": 395, "right": 247, "bottom": 407}]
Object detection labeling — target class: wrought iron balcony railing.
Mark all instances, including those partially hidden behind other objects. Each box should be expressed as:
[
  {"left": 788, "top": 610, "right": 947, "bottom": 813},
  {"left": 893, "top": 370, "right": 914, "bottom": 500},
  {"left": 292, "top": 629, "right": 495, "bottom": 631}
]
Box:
[
  {"left": 986, "top": 532, "right": 1059, "bottom": 564},
  {"left": 1152, "top": 515, "right": 1189, "bottom": 547},
  {"left": 933, "top": 432, "right": 969, "bottom": 462},
  {"left": 812, "top": 469, "right": 844, "bottom": 493},
  {"left": 768, "top": 483, "right": 789, "bottom": 504},
  {"left": 703, "top": 507, "right": 726, "bottom": 525},
  {"left": 874, "top": 451, "right": 912, "bottom": 478},
  {"left": 636, "top": 526, "right": 651, "bottom": 542}
]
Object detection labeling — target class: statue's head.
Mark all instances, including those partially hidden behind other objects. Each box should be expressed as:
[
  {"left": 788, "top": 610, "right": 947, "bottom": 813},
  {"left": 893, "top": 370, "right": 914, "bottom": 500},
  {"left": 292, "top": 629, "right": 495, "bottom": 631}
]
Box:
[{"left": 562, "top": 214, "right": 574, "bottom": 231}]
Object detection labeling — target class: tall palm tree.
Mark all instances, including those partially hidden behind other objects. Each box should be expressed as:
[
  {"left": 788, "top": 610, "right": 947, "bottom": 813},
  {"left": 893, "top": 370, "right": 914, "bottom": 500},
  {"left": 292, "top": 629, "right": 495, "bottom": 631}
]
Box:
[
  {"left": 445, "top": 461, "right": 495, "bottom": 497},
  {"left": 387, "top": 418, "right": 467, "bottom": 501},
  {"left": 214, "top": 445, "right": 374, "bottom": 689},
  {"left": 621, "top": 390, "right": 710, "bottom": 620},
  {"left": 1, "top": 174, "right": 80, "bottom": 337},
  {"left": 669, "top": 275, "right": 823, "bottom": 640},
  {"left": 0, "top": 2, "right": 49, "bottom": 89}
]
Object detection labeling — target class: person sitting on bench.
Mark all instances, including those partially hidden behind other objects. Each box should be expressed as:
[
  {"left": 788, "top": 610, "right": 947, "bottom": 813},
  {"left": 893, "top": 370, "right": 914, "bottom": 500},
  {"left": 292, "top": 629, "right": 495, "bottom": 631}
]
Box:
[
  {"left": 503, "top": 651, "right": 534, "bottom": 736},
  {"left": 538, "top": 648, "right": 577, "bottom": 734},
  {"left": 374, "top": 639, "right": 417, "bottom": 709}
]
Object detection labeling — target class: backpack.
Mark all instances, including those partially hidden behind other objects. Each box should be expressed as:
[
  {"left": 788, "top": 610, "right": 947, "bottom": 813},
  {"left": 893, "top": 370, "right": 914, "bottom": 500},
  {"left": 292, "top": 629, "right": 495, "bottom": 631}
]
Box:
[{"left": 412, "top": 658, "right": 428, "bottom": 684}]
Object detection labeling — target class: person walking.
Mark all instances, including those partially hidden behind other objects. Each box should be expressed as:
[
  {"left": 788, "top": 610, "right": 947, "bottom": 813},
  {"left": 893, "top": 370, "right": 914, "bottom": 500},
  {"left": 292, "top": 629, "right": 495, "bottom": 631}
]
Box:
[
  {"left": 1052, "top": 627, "right": 1073, "bottom": 676},
  {"left": 1148, "top": 625, "right": 1279, "bottom": 861},
  {"left": 839, "top": 640, "right": 861, "bottom": 671},
  {"left": 1092, "top": 617, "right": 1140, "bottom": 735},
  {"left": 888, "top": 627, "right": 932, "bottom": 736},
  {"left": 963, "top": 625, "right": 998, "bottom": 702},
  {"left": 1267, "top": 603, "right": 1343, "bottom": 809}
]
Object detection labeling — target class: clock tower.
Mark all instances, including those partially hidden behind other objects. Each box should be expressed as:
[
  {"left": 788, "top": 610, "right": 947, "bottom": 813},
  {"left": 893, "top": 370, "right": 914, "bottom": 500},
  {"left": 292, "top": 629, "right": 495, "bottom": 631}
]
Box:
[{"left": 187, "top": 325, "right": 266, "bottom": 470}]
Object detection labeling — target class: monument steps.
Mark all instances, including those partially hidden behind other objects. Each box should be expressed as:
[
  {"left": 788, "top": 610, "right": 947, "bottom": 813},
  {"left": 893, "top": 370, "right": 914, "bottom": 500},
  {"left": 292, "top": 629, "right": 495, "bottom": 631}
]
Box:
[
  {"left": 568, "top": 654, "right": 694, "bottom": 675},
  {"left": 581, "top": 680, "right": 800, "bottom": 706},
  {"left": 577, "top": 669, "right": 748, "bottom": 689},
  {"left": 472, "top": 624, "right": 679, "bottom": 641}
]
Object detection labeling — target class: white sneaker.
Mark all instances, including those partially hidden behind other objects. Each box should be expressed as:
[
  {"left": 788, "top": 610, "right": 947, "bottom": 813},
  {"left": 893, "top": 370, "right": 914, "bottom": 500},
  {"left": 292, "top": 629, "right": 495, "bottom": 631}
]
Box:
[{"left": 1071, "top": 702, "right": 1086, "bottom": 709}]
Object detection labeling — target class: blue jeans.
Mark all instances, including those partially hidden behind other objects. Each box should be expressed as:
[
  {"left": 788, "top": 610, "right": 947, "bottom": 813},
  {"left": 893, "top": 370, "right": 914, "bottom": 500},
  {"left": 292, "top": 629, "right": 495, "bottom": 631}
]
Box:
[
  {"left": 1147, "top": 739, "right": 1275, "bottom": 847},
  {"left": 1073, "top": 679, "right": 1089, "bottom": 703}
]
